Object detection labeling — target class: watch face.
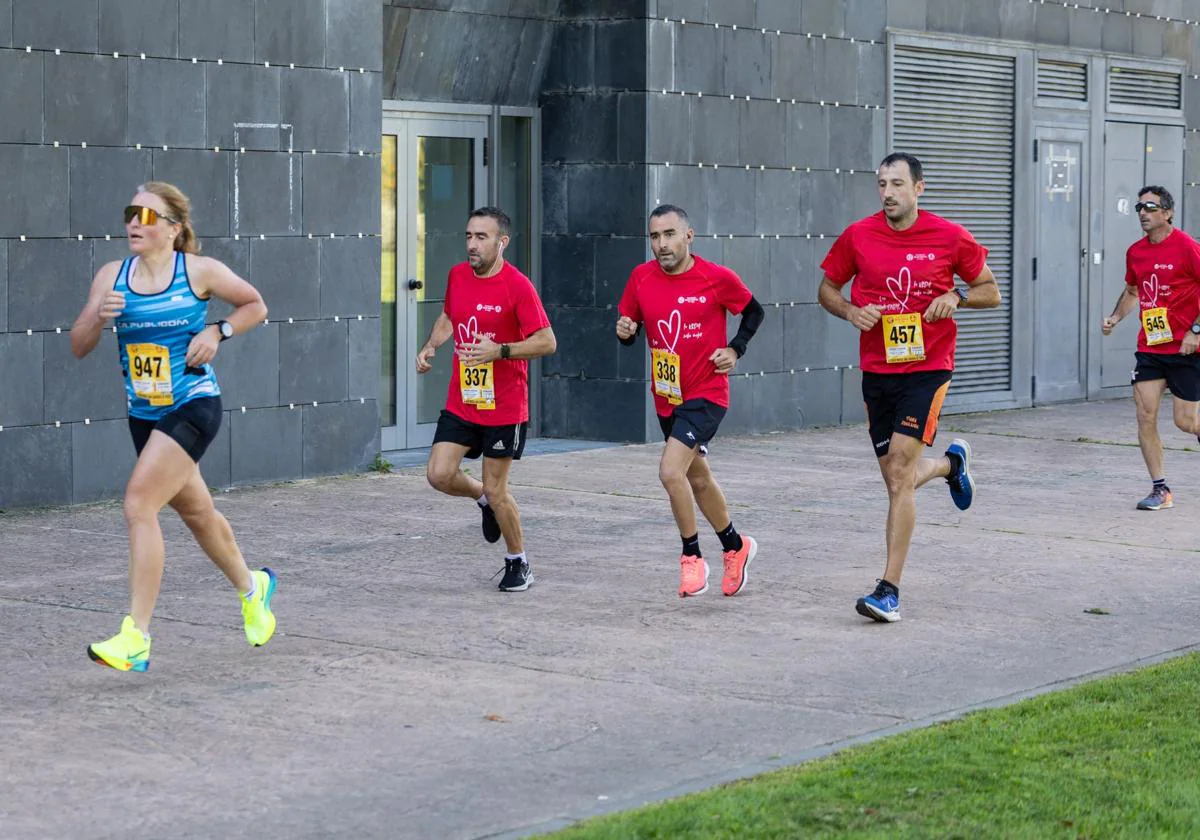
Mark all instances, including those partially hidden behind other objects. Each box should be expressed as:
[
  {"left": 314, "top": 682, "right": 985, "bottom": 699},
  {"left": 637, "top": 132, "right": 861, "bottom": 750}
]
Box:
[
  {"left": 220, "top": 321, "right": 233, "bottom": 338},
  {"left": 1191, "top": 324, "right": 1200, "bottom": 335}
]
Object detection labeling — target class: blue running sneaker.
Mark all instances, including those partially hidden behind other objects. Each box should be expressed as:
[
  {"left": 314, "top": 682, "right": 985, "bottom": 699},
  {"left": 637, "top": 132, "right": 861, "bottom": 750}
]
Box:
[
  {"left": 856, "top": 581, "right": 900, "bottom": 623},
  {"left": 945, "top": 438, "right": 974, "bottom": 511}
]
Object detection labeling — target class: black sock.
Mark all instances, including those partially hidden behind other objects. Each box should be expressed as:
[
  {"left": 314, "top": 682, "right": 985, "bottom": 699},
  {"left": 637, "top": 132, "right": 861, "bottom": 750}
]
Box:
[
  {"left": 681, "top": 534, "right": 701, "bottom": 557},
  {"left": 946, "top": 451, "right": 963, "bottom": 475},
  {"left": 716, "top": 522, "right": 743, "bottom": 553},
  {"left": 878, "top": 579, "right": 899, "bottom": 596},
  {"left": 1153, "top": 478, "right": 1168, "bottom": 490}
]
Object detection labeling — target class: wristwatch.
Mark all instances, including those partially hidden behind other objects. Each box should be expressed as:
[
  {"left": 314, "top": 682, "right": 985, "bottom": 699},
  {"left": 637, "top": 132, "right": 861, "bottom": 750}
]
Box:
[
  {"left": 955, "top": 288, "right": 969, "bottom": 303},
  {"left": 499, "top": 343, "right": 511, "bottom": 359},
  {"left": 217, "top": 320, "right": 234, "bottom": 341},
  {"left": 1190, "top": 323, "right": 1200, "bottom": 335}
]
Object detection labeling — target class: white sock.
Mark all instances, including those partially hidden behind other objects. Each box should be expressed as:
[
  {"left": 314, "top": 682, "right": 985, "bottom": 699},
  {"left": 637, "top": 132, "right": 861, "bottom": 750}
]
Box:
[
  {"left": 243, "top": 573, "right": 257, "bottom": 601},
  {"left": 505, "top": 552, "right": 526, "bottom": 562},
  {"left": 477, "top": 493, "right": 489, "bottom": 507}
]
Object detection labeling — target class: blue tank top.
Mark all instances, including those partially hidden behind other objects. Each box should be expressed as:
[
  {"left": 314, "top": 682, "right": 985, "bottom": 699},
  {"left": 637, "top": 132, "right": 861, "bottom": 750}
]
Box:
[{"left": 114, "top": 252, "right": 221, "bottom": 420}]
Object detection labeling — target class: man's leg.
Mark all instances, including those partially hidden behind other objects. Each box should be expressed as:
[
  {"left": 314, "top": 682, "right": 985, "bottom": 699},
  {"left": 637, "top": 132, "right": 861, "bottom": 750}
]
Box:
[
  {"left": 426, "top": 442, "right": 480, "bottom": 499},
  {"left": 660, "top": 438, "right": 709, "bottom": 596},
  {"left": 482, "top": 456, "right": 521, "bottom": 555},
  {"left": 1132, "top": 379, "right": 1175, "bottom": 510},
  {"left": 660, "top": 437, "right": 701, "bottom": 540},
  {"left": 483, "top": 455, "right": 535, "bottom": 591},
  {"left": 1170, "top": 396, "right": 1200, "bottom": 437},
  {"left": 687, "top": 454, "right": 728, "bottom": 531},
  {"left": 687, "top": 455, "right": 757, "bottom": 596},
  {"left": 877, "top": 432, "right": 927, "bottom": 587}
]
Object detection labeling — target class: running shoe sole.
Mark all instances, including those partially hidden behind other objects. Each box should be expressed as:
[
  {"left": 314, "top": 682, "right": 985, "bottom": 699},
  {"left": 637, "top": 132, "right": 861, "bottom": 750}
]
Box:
[
  {"left": 855, "top": 598, "right": 901, "bottom": 623},
  {"left": 947, "top": 438, "right": 975, "bottom": 511},
  {"left": 724, "top": 536, "right": 757, "bottom": 597},
  {"left": 1136, "top": 499, "right": 1173, "bottom": 510},
  {"left": 499, "top": 572, "right": 534, "bottom": 592},
  {"left": 86, "top": 646, "right": 149, "bottom": 672},
  {"left": 247, "top": 568, "right": 278, "bottom": 647}
]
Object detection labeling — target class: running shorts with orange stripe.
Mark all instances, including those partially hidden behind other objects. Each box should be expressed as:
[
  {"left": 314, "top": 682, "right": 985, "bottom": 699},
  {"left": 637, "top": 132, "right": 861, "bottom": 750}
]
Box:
[{"left": 861, "top": 370, "right": 952, "bottom": 457}]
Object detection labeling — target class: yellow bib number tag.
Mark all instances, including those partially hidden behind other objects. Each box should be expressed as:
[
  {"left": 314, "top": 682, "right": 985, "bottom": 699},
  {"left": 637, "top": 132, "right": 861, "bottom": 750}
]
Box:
[
  {"left": 459, "top": 361, "right": 496, "bottom": 410},
  {"left": 1141, "top": 307, "right": 1172, "bottom": 346},
  {"left": 127, "top": 343, "right": 174, "bottom": 406},
  {"left": 652, "top": 348, "right": 683, "bottom": 405},
  {"left": 882, "top": 313, "right": 926, "bottom": 363}
]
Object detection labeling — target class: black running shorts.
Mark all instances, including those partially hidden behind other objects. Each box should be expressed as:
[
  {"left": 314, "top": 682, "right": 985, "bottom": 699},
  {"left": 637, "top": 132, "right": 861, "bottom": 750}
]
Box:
[
  {"left": 862, "top": 370, "right": 952, "bottom": 457},
  {"left": 128, "top": 396, "right": 223, "bottom": 463},
  {"left": 433, "top": 409, "right": 527, "bottom": 460},
  {"left": 658, "top": 398, "right": 726, "bottom": 454},
  {"left": 1131, "top": 351, "right": 1200, "bottom": 402}
]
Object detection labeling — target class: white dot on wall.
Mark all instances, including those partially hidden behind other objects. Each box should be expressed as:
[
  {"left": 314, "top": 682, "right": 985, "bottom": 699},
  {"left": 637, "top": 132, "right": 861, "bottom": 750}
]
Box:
[
  {"left": 81, "top": 142, "right": 86, "bottom": 148},
  {"left": 312, "top": 401, "right": 318, "bottom": 407},
  {"left": 84, "top": 418, "right": 90, "bottom": 425}
]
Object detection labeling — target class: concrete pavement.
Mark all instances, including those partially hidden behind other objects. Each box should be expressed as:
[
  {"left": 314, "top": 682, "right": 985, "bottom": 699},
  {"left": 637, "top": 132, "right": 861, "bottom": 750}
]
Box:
[{"left": 1, "top": 397, "right": 1198, "bottom": 839}]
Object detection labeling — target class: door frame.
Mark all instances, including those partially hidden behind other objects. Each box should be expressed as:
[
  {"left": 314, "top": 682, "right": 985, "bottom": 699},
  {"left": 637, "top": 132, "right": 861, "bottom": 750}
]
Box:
[
  {"left": 1032, "top": 124, "right": 1090, "bottom": 404},
  {"left": 381, "top": 109, "right": 489, "bottom": 451}
]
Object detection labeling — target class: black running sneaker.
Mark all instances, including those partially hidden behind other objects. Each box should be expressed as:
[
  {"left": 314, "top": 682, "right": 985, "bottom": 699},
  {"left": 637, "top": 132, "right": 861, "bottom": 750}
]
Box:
[
  {"left": 498, "top": 558, "right": 533, "bottom": 591},
  {"left": 480, "top": 502, "right": 501, "bottom": 543}
]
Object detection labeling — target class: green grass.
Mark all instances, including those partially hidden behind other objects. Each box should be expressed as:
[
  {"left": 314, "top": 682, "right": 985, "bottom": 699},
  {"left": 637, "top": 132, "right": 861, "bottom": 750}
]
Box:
[{"left": 545, "top": 653, "right": 1200, "bottom": 839}]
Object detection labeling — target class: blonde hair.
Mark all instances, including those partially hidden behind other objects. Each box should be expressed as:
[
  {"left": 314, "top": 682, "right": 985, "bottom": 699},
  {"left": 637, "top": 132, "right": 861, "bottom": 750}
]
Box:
[{"left": 138, "top": 181, "right": 201, "bottom": 254}]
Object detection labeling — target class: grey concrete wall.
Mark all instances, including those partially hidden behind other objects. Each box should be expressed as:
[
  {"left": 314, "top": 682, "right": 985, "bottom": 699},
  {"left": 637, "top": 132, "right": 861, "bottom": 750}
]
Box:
[
  {"left": 0, "top": 0, "right": 383, "bottom": 508},
  {"left": 540, "top": 1, "right": 650, "bottom": 441},
  {"left": 383, "top": 0, "right": 561, "bottom": 105}
]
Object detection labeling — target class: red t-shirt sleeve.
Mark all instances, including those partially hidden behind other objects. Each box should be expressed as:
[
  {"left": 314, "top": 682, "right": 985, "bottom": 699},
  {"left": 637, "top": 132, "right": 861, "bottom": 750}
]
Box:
[
  {"left": 513, "top": 276, "right": 552, "bottom": 338},
  {"left": 715, "top": 265, "right": 753, "bottom": 314},
  {"left": 820, "top": 227, "right": 858, "bottom": 286},
  {"left": 617, "top": 271, "right": 642, "bottom": 322},
  {"left": 1124, "top": 247, "right": 1136, "bottom": 287},
  {"left": 953, "top": 227, "right": 989, "bottom": 282}
]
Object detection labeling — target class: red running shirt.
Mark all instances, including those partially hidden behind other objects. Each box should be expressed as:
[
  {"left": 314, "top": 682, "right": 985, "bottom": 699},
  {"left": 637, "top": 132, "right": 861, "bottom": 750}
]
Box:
[
  {"left": 443, "top": 261, "right": 551, "bottom": 426},
  {"left": 821, "top": 210, "right": 988, "bottom": 374},
  {"left": 1123, "top": 227, "right": 1200, "bottom": 355},
  {"left": 618, "top": 254, "right": 753, "bottom": 416}
]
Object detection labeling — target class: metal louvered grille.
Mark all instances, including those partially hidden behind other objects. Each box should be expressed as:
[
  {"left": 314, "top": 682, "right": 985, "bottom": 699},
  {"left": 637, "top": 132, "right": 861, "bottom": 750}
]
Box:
[
  {"left": 893, "top": 45, "right": 1015, "bottom": 395},
  {"left": 1037, "top": 59, "right": 1087, "bottom": 101},
  {"left": 1108, "top": 66, "right": 1181, "bottom": 109}
]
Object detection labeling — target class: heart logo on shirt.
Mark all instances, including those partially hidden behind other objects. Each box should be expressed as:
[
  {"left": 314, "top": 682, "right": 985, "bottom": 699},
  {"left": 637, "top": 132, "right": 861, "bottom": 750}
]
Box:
[
  {"left": 1142, "top": 273, "right": 1160, "bottom": 306},
  {"left": 456, "top": 316, "right": 480, "bottom": 346},
  {"left": 656, "top": 310, "right": 682, "bottom": 353},
  {"left": 886, "top": 266, "right": 912, "bottom": 310}
]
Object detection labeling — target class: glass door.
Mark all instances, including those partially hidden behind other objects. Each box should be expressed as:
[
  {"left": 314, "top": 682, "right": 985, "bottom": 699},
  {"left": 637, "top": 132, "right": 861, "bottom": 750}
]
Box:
[{"left": 380, "top": 115, "right": 488, "bottom": 450}]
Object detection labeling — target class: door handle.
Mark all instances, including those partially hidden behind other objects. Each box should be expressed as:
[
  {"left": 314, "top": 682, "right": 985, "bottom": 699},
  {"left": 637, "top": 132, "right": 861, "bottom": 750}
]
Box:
[{"left": 407, "top": 279, "right": 424, "bottom": 291}]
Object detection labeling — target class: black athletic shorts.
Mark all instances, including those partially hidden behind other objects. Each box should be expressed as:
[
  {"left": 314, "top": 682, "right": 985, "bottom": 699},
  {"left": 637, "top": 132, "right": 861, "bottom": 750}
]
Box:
[
  {"left": 433, "top": 409, "right": 528, "bottom": 460},
  {"left": 1131, "top": 351, "right": 1200, "bottom": 401},
  {"left": 658, "top": 398, "right": 726, "bottom": 455},
  {"left": 128, "top": 396, "right": 223, "bottom": 463},
  {"left": 862, "top": 370, "right": 952, "bottom": 457}
]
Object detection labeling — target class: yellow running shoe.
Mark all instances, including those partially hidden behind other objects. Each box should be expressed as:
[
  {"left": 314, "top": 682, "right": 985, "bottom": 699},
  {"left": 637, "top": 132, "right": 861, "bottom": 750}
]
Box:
[
  {"left": 87, "top": 616, "right": 151, "bottom": 672},
  {"left": 241, "top": 568, "right": 278, "bottom": 647}
]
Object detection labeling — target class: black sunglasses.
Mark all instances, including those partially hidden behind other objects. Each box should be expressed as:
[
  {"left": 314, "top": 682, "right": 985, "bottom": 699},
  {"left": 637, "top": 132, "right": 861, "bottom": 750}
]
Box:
[
  {"left": 1135, "top": 201, "right": 1164, "bottom": 213},
  {"left": 124, "top": 204, "right": 178, "bottom": 226}
]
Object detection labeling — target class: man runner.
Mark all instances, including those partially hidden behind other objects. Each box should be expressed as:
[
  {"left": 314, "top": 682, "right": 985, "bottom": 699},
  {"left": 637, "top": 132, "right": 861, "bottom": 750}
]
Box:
[
  {"left": 1101, "top": 186, "right": 1200, "bottom": 510},
  {"left": 616, "top": 204, "right": 765, "bottom": 597},
  {"left": 417, "top": 207, "right": 556, "bottom": 591},
  {"left": 819, "top": 152, "right": 1001, "bottom": 622}
]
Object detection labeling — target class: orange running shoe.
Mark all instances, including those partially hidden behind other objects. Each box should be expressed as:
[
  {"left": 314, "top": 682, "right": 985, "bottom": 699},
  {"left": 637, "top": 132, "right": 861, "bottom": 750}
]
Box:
[
  {"left": 721, "top": 535, "right": 758, "bottom": 596},
  {"left": 678, "top": 554, "right": 709, "bottom": 597}
]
